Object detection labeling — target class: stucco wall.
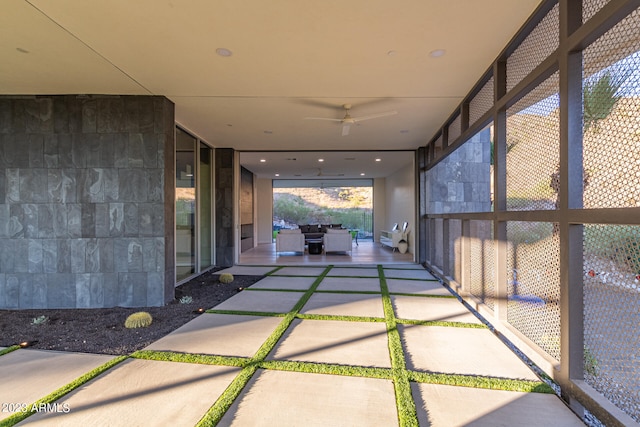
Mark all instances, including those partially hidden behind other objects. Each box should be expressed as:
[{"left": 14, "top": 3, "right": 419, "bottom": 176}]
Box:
[{"left": 385, "top": 162, "right": 416, "bottom": 253}]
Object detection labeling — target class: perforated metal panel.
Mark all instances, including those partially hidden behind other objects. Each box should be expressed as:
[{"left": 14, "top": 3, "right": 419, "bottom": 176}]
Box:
[
  {"left": 470, "top": 220, "right": 495, "bottom": 310},
  {"left": 449, "top": 219, "right": 462, "bottom": 283},
  {"left": 470, "top": 76, "right": 494, "bottom": 125},
  {"left": 584, "top": 224, "right": 640, "bottom": 423},
  {"left": 507, "top": 3, "right": 559, "bottom": 92},
  {"left": 582, "top": 10, "right": 640, "bottom": 209},
  {"left": 506, "top": 72, "right": 560, "bottom": 211},
  {"left": 434, "top": 218, "right": 444, "bottom": 271},
  {"left": 583, "top": 0, "right": 612, "bottom": 23},
  {"left": 448, "top": 115, "right": 462, "bottom": 143},
  {"left": 506, "top": 221, "right": 561, "bottom": 360}
]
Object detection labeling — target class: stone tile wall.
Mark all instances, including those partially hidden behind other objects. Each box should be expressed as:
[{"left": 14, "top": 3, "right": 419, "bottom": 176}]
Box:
[
  {"left": 0, "top": 95, "right": 175, "bottom": 308},
  {"left": 215, "top": 148, "right": 234, "bottom": 267}
]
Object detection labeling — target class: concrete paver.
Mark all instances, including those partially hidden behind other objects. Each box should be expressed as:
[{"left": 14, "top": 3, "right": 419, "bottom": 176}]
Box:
[
  {"left": 218, "top": 369, "right": 398, "bottom": 427},
  {"left": 22, "top": 358, "right": 240, "bottom": 426},
  {"left": 271, "top": 266, "right": 327, "bottom": 276},
  {"left": 316, "top": 277, "right": 381, "bottom": 292},
  {"left": 0, "top": 349, "right": 114, "bottom": 422},
  {"left": 384, "top": 268, "right": 436, "bottom": 280},
  {"left": 212, "top": 290, "right": 304, "bottom": 313},
  {"left": 386, "top": 278, "right": 451, "bottom": 296},
  {"left": 301, "top": 292, "right": 384, "bottom": 318},
  {"left": 400, "top": 325, "right": 540, "bottom": 381},
  {"left": 269, "top": 319, "right": 391, "bottom": 367},
  {"left": 145, "top": 314, "right": 284, "bottom": 357},
  {"left": 215, "top": 266, "right": 278, "bottom": 276},
  {"left": 326, "top": 267, "right": 379, "bottom": 277},
  {"left": 381, "top": 264, "right": 425, "bottom": 270},
  {"left": 412, "top": 383, "right": 584, "bottom": 427},
  {"left": 249, "top": 276, "right": 317, "bottom": 290},
  {"left": 392, "top": 295, "right": 482, "bottom": 324}
]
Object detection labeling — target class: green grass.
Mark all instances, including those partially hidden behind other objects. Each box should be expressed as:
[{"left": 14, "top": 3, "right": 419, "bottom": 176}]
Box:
[
  {"left": 0, "top": 356, "right": 128, "bottom": 427},
  {"left": 378, "top": 265, "right": 419, "bottom": 427},
  {"left": 0, "top": 345, "right": 20, "bottom": 357},
  {"left": 258, "top": 359, "right": 393, "bottom": 379},
  {"left": 295, "top": 313, "right": 386, "bottom": 323},
  {"left": 396, "top": 318, "right": 488, "bottom": 329},
  {"left": 408, "top": 371, "right": 554, "bottom": 394},
  {"left": 131, "top": 350, "right": 249, "bottom": 368},
  {"left": 205, "top": 309, "right": 286, "bottom": 317},
  {"left": 389, "top": 292, "right": 455, "bottom": 298}
]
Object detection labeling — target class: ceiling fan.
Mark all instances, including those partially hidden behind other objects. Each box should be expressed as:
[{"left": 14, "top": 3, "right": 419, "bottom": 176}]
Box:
[
  {"left": 304, "top": 104, "right": 397, "bottom": 136},
  {"left": 315, "top": 168, "right": 344, "bottom": 177}
]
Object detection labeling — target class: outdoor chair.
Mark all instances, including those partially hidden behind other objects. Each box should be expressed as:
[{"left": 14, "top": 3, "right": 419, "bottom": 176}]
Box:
[
  {"left": 275, "top": 229, "right": 305, "bottom": 254},
  {"left": 322, "top": 228, "right": 353, "bottom": 254}
]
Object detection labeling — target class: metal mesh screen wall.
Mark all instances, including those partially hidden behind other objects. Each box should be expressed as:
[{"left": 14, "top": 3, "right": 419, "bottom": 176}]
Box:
[
  {"left": 448, "top": 115, "right": 462, "bottom": 143},
  {"left": 469, "top": 76, "right": 494, "bottom": 125},
  {"left": 583, "top": 224, "right": 640, "bottom": 422},
  {"left": 583, "top": 0, "right": 612, "bottom": 23},
  {"left": 583, "top": 10, "right": 640, "bottom": 209},
  {"left": 434, "top": 218, "right": 444, "bottom": 271},
  {"left": 506, "top": 221, "right": 561, "bottom": 360},
  {"left": 506, "top": 72, "right": 560, "bottom": 211},
  {"left": 469, "top": 220, "right": 495, "bottom": 310},
  {"left": 507, "top": 3, "right": 559, "bottom": 92}
]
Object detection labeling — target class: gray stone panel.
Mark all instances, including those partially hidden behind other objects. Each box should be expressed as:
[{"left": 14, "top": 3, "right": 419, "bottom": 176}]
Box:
[
  {"left": 42, "top": 239, "right": 57, "bottom": 273},
  {"left": 29, "top": 134, "right": 44, "bottom": 167},
  {"left": 3, "top": 274, "right": 19, "bottom": 308},
  {"left": 109, "top": 203, "right": 124, "bottom": 236},
  {"left": 123, "top": 203, "right": 139, "bottom": 235},
  {"left": 67, "top": 204, "right": 82, "bottom": 237},
  {"left": 47, "top": 273, "right": 75, "bottom": 308},
  {"left": 101, "top": 273, "right": 118, "bottom": 307},
  {"left": 95, "top": 203, "right": 109, "bottom": 238},
  {"left": 128, "top": 133, "right": 144, "bottom": 167},
  {"left": 81, "top": 203, "right": 96, "bottom": 237},
  {"left": 28, "top": 239, "right": 43, "bottom": 273},
  {"left": 0, "top": 204, "right": 9, "bottom": 237},
  {"left": 1, "top": 95, "right": 174, "bottom": 309},
  {"left": 70, "top": 239, "right": 86, "bottom": 273},
  {"left": 75, "top": 273, "right": 91, "bottom": 308}
]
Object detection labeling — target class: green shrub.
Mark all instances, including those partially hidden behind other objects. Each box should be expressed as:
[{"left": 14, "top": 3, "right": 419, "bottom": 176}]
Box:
[
  {"left": 219, "top": 273, "right": 234, "bottom": 284},
  {"left": 31, "top": 315, "right": 49, "bottom": 325},
  {"left": 125, "top": 312, "right": 153, "bottom": 329}
]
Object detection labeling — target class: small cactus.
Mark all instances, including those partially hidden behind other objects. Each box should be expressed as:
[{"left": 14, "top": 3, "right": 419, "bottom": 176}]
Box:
[
  {"left": 124, "top": 312, "right": 153, "bottom": 329},
  {"left": 31, "top": 315, "right": 49, "bottom": 325},
  {"left": 179, "top": 295, "right": 193, "bottom": 304},
  {"left": 219, "top": 273, "right": 234, "bottom": 284}
]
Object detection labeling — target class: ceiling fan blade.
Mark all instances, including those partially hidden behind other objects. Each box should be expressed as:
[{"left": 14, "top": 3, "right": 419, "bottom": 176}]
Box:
[
  {"left": 304, "top": 117, "right": 343, "bottom": 122},
  {"left": 342, "top": 124, "right": 350, "bottom": 136},
  {"left": 352, "top": 111, "right": 397, "bottom": 122}
]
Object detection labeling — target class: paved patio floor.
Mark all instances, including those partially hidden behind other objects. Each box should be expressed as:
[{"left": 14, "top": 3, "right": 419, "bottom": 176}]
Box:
[{"left": 0, "top": 264, "right": 584, "bottom": 426}]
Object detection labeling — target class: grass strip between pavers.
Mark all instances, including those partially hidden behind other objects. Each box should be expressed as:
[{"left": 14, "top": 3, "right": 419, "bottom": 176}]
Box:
[
  {"left": 205, "top": 309, "right": 286, "bottom": 317},
  {"left": 389, "top": 292, "right": 455, "bottom": 299},
  {"left": 196, "top": 265, "right": 334, "bottom": 427},
  {"left": 265, "top": 266, "right": 285, "bottom": 275},
  {"left": 378, "top": 265, "right": 419, "bottom": 427},
  {"left": 396, "top": 318, "right": 488, "bottom": 329},
  {"left": 131, "top": 350, "right": 249, "bottom": 368},
  {"left": 258, "top": 359, "right": 393, "bottom": 379},
  {"left": 314, "top": 289, "right": 382, "bottom": 295},
  {"left": 407, "top": 371, "right": 555, "bottom": 394},
  {"left": 0, "top": 355, "right": 128, "bottom": 427},
  {"left": 0, "top": 345, "right": 20, "bottom": 357},
  {"left": 295, "top": 313, "right": 386, "bottom": 323}
]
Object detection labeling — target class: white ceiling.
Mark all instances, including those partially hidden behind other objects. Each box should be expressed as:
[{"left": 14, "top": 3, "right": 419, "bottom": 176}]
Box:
[{"left": 2, "top": 0, "right": 542, "bottom": 178}]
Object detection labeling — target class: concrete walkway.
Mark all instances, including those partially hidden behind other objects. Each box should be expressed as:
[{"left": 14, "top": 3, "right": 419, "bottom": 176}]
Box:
[{"left": 0, "top": 264, "right": 584, "bottom": 426}]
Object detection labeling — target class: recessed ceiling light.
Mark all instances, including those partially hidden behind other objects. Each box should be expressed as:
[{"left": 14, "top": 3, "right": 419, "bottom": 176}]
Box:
[
  {"left": 216, "top": 48, "right": 233, "bottom": 57},
  {"left": 429, "top": 49, "right": 446, "bottom": 58},
  {"left": 260, "top": 159, "right": 266, "bottom": 163},
  {"left": 275, "top": 173, "right": 280, "bottom": 177},
  {"left": 360, "top": 173, "right": 366, "bottom": 176},
  {"left": 318, "top": 158, "right": 324, "bottom": 162},
  {"left": 375, "top": 158, "right": 382, "bottom": 162},
  {"left": 387, "top": 50, "right": 397, "bottom": 57}
]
